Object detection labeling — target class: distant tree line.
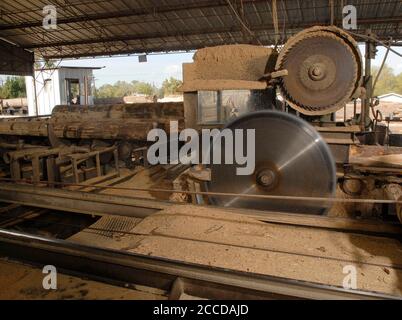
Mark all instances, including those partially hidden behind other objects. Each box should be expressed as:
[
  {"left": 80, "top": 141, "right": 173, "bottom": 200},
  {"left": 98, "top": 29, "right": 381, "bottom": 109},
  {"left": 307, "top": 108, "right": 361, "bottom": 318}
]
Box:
[
  {"left": 372, "top": 65, "right": 402, "bottom": 96},
  {"left": 0, "top": 77, "right": 26, "bottom": 99},
  {"left": 95, "top": 77, "right": 183, "bottom": 98},
  {"left": 2, "top": 64, "right": 402, "bottom": 100},
  {"left": 0, "top": 76, "right": 182, "bottom": 100}
]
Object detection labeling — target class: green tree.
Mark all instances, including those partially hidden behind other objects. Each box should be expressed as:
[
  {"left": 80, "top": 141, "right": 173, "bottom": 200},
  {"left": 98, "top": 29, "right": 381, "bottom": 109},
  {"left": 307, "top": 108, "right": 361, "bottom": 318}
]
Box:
[
  {"left": 372, "top": 64, "right": 402, "bottom": 96},
  {"left": 113, "top": 80, "right": 134, "bottom": 97},
  {"left": 132, "top": 82, "right": 156, "bottom": 96},
  {"left": 95, "top": 80, "right": 159, "bottom": 98},
  {"left": 161, "top": 77, "right": 183, "bottom": 96},
  {"left": 0, "top": 77, "right": 26, "bottom": 99},
  {"left": 95, "top": 84, "right": 119, "bottom": 98}
]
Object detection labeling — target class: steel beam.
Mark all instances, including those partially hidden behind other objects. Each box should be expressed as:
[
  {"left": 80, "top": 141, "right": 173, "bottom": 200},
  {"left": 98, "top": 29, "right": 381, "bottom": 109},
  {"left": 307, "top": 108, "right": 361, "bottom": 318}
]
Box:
[
  {"left": 0, "top": 183, "right": 401, "bottom": 236},
  {"left": 0, "top": 0, "right": 267, "bottom": 31},
  {"left": 0, "top": 183, "right": 169, "bottom": 218},
  {"left": 22, "top": 16, "right": 402, "bottom": 50}
]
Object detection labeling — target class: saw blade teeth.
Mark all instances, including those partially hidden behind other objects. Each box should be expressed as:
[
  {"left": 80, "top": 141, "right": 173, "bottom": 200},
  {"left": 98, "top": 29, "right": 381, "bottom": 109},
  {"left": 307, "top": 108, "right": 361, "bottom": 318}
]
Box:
[{"left": 275, "top": 26, "right": 361, "bottom": 116}]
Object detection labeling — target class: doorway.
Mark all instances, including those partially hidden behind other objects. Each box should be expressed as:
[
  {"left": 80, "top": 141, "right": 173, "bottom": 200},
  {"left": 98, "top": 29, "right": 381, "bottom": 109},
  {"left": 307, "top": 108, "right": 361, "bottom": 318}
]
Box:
[{"left": 66, "top": 79, "right": 80, "bottom": 105}]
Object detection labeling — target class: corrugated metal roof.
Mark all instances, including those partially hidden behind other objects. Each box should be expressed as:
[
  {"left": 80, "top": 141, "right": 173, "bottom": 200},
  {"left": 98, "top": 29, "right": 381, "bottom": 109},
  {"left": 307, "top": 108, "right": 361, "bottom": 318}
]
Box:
[{"left": 0, "top": 0, "right": 401, "bottom": 60}]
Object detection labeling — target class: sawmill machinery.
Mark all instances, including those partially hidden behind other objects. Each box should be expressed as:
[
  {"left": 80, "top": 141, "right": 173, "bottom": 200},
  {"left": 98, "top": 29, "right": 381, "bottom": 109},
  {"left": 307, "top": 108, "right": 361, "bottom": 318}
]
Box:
[
  {"left": 181, "top": 25, "right": 402, "bottom": 220},
  {"left": 0, "top": 25, "right": 400, "bottom": 221},
  {"left": 275, "top": 26, "right": 362, "bottom": 116}
]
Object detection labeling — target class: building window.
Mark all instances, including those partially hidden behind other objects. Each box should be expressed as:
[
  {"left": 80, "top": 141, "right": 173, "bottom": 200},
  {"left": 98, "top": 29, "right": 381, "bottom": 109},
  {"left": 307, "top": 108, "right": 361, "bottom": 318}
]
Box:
[{"left": 197, "top": 90, "right": 256, "bottom": 125}]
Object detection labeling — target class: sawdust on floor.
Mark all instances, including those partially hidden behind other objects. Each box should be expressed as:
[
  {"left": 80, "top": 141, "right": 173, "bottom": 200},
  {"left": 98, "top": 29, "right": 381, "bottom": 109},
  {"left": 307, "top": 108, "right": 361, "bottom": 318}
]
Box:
[
  {"left": 68, "top": 204, "right": 402, "bottom": 297},
  {"left": 0, "top": 258, "right": 166, "bottom": 300}
]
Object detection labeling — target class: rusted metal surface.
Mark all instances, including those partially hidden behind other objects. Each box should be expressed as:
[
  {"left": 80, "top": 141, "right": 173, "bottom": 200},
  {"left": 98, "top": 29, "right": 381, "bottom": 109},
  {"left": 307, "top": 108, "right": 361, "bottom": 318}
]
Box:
[{"left": 276, "top": 26, "right": 362, "bottom": 116}]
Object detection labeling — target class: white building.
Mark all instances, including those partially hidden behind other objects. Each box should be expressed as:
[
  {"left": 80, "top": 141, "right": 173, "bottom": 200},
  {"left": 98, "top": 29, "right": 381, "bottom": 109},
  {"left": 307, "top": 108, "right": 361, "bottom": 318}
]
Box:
[
  {"left": 25, "top": 66, "right": 100, "bottom": 116},
  {"left": 378, "top": 93, "right": 402, "bottom": 103},
  {"left": 157, "top": 94, "right": 183, "bottom": 102}
]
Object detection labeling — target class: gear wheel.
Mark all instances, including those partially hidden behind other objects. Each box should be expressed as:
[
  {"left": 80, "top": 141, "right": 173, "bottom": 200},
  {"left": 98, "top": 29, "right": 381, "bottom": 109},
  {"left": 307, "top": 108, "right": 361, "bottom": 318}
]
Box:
[{"left": 276, "top": 26, "right": 362, "bottom": 116}]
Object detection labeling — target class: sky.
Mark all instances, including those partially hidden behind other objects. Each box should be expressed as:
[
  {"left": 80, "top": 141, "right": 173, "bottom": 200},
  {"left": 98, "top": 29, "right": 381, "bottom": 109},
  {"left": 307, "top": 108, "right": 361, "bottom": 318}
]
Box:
[
  {"left": 58, "top": 45, "right": 402, "bottom": 88},
  {"left": 59, "top": 52, "right": 195, "bottom": 87},
  {"left": 1, "top": 45, "right": 401, "bottom": 88},
  {"left": 367, "top": 45, "right": 402, "bottom": 73}
]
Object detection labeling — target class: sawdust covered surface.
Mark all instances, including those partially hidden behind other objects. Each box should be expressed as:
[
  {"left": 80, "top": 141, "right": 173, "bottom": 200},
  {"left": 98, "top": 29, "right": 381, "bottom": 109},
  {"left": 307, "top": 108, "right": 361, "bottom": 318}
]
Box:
[
  {"left": 69, "top": 203, "right": 402, "bottom": 297},
  {"left": 193, "top": 44, "right": 272, "bottom": 81},
  {"left": 0, "top": 259, "right": 166, "bottom": 300}
]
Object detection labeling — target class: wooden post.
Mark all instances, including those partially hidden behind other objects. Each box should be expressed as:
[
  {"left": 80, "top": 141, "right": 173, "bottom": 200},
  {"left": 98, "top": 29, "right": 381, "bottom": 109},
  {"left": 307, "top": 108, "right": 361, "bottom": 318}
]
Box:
[
  {"left": 113, "top": 148, "right": 120, "bottom": 176},
  {"left": 95, "top": 153, "right": 101, "bottom": 177},
  {"left": 31, "top": 156, "right": 41, "bottom": 184},
  {"left": 46, "top": 156, "right": 56, "bottom": 187},
  {"left": 72, "top": 158, "right": 79, "bottom": 183},
  {"left": 10, "top": 159, "right": 21, "bottom": 180}
]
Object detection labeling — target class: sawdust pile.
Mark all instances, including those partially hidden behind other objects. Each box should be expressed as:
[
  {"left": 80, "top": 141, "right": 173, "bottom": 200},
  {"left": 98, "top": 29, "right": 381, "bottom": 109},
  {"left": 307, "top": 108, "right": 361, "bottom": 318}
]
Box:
[{"left": 193, "top": 44, "right": 272, "bottom": 81}]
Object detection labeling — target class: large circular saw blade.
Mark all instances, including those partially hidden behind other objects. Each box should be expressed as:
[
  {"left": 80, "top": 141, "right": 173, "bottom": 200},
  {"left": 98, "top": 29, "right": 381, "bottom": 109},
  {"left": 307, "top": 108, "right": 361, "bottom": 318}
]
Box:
[
  {"left": 276, "top": 26, "right": 361, "bottom": 115},
  {"left": 206, "top": 111, "right": 336, "bottom": 214}
]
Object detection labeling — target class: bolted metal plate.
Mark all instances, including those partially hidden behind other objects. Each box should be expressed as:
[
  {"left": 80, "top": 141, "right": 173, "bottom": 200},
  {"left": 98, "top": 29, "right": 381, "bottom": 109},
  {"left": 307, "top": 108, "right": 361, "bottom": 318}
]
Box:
[{"left": 206, "top": 111, "right": 336, "bottom": 214}]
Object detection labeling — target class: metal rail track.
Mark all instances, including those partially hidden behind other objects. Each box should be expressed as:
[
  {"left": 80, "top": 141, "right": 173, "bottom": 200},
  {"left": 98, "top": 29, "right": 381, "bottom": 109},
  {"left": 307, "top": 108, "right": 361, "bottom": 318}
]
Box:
[
  {"left": 0, "top": 228, "right": 399, "bottom": 300},
  {"left": 0, "top": 184, "right": 401, "bottom": 299},
  {"left": 1, "top": 177, "right": 401, "bottom": 205},
  {"left": 0, "top": 183, "right": 400, "bottom": 236},
  {"left": 0, "top": 183, "right": 169, "bottom": 218}
]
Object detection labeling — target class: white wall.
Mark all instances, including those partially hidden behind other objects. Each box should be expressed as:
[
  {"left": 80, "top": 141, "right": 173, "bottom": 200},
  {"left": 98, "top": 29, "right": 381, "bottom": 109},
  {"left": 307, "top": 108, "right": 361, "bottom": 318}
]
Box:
[
  {"left": 26, "top": 68, "right": 94, "bottom": 116},
  {"left": 58, "top": 68, "right": 94, "bottom": 105},
  {"left": 380, "top": 95, "right": 402, "bottom": 103}
]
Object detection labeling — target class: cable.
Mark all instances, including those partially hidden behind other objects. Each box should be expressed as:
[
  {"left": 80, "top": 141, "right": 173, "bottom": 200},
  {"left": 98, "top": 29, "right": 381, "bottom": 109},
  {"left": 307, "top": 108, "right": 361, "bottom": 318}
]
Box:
[
  {"left": 372, "top": 46, "right": 390, "bottom": 94},
  {"left": 370, "top": 42, "right": 390, "bottom": 127},
  {"left": 348, "top": 31, "right": 402, "bottom": 58},
  {"left": 272, "top": 0, "right": 279, "bottom": 45},
  {"left": 0, "top": 177, "right": 401, "bottom": 205},
  {"left": 225, "top": 0, "right": 262, "bottom": 45}
]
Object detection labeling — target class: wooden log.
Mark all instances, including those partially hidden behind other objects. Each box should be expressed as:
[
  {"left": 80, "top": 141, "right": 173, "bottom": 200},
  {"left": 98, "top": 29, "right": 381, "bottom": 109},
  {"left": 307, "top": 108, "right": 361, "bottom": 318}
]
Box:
[{"left": 0, "top": 103, "right": 184, "bottom": 141}]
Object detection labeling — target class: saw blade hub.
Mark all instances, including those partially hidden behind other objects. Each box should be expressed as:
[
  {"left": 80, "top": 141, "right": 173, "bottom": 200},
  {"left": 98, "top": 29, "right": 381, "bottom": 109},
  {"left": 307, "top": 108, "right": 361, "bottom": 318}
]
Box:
[{"left": 256, "top": 168, "right": 277, "bottom": 188}]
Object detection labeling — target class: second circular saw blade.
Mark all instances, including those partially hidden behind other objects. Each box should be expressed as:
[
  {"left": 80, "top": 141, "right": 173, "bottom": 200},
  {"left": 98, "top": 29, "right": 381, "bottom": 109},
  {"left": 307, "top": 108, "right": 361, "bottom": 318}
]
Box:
[{"left": 206, "top": 111, "right": 336, "bottom": 215}]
